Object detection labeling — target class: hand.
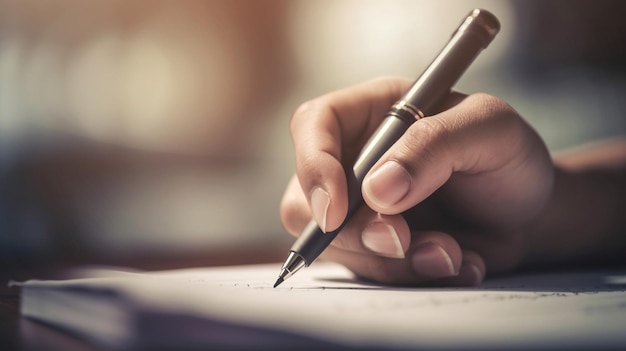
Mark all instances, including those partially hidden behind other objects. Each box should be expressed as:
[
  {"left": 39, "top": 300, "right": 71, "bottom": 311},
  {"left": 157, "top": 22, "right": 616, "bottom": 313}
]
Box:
[{"left": 280, "top": 77, "right": 554, "bottom": 286}]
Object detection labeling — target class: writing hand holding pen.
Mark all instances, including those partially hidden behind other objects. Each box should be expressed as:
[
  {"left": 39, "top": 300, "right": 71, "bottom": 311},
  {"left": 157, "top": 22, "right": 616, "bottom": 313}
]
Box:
[
  {"left": 280, "top": 72, "right": 626, "bottom": 286},
  {"left": 280, "top": 80, "right": 554, "bottom": 286},
  {"left": 278, "top": 9, "right": 626, "bottom": 287}
]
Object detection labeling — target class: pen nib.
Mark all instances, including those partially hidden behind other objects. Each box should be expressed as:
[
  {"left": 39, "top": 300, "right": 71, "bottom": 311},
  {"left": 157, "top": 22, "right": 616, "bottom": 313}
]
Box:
[
  {"left": 273, "top": 277, "right": 284, "bottom": 288},
  {"left": 273, "top": 252, "right": 307, "bottom": 288}
]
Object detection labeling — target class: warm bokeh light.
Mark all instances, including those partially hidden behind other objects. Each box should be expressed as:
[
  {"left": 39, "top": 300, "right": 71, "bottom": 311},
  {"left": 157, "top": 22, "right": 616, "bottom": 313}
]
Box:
[
  {"left": 1, "top": 0, "right": 625, "bottom": 262},
  {"left": 289, "top": 0, "right": 515, "bottom": 89}
]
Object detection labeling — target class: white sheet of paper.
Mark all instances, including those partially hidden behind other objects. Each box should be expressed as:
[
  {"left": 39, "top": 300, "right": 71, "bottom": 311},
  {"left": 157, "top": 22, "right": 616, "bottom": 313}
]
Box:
[{"left": 16, "top": 262, "right": 626, "bottom": 350}]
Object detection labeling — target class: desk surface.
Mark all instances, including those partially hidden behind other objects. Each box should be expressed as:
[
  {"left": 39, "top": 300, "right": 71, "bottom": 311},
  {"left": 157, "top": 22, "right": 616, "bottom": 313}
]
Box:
[{"left": 0, "top": 246, "right": 286, "bottom": 351}]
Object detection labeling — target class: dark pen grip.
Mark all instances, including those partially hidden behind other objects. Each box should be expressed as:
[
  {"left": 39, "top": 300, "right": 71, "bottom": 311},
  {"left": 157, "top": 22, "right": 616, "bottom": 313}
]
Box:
[{"left": 291, "top": 116, "right": 413, "bottom": 264}]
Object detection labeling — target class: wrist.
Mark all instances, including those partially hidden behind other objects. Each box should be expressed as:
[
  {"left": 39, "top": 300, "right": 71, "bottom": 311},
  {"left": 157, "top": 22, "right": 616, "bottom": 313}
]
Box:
[{"left": 524, "top": 145, "right": 626, "bottom": 267}]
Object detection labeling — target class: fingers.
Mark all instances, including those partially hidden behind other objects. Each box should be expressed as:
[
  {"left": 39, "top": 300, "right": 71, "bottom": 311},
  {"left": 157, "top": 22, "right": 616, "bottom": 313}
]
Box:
[
  {"left": 281, "top": 176, "right": 487, "bottom": 286},
  {"left": 281, "top": 177, "right": 412, "bottom": 258},
  {"left": 282, "top": 85, "right": 549, "bottom": 286},
  {"left": 290, "top": 77, "right": 413, "bottom": 232},
  {"left": 280, "top": 175, "right": 311, "bottom": 236},
  {"left": 362, "top": 93, "right": 537, "bottom": 216},
  {"left": 322, "top": 230, "right": 486, "bottom": 286},
  {"left": 333, "top": 206, "right": 411, "bottom": 259},
  {"left": 280, "top": 180, "right": 471, "bottom": 283}
]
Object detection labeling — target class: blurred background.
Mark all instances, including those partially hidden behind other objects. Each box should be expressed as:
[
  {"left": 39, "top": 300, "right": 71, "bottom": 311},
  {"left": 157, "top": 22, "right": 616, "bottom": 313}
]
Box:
[{"left": 1, "top": 0, "right": 625, "bottom": 269}]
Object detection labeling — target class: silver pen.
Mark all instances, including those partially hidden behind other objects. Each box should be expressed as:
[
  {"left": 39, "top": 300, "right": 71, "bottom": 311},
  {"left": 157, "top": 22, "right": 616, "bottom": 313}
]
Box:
[{"left": 275, "top": 9, "right": 500, "bottom": 288}]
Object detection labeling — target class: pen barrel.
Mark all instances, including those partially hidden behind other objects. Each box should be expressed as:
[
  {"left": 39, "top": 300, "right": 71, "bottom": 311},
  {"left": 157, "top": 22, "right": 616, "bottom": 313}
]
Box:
[
  {"left": 399, "top": 8, "right": 500, "bottom": 116},
  {"left": 289, "top": 9, "right": 500, "bottom": 268}
]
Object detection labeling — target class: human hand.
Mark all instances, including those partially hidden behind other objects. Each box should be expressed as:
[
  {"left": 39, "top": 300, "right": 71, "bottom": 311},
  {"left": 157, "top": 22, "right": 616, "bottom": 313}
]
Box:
[{"left": 280, "top": 77, "right": 554, "bottom": 286}]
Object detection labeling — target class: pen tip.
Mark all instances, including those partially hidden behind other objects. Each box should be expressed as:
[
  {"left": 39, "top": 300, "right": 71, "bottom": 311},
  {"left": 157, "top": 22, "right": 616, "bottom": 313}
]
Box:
[{"left": 273, "top": 277, "right": 284, "bottom": 288}]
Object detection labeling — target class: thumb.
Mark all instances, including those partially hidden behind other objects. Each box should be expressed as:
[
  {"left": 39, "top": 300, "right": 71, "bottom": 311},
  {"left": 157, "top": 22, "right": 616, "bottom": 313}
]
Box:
[{"left": 361, "top": 93, "right": 529, "bottom": 215}]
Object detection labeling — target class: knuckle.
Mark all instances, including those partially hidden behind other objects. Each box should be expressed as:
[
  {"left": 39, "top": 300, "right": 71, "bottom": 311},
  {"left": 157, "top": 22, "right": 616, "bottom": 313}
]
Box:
[
  {"left": 290, "top": 99, "right": 323, "bottom": 135},
  {"left": 295, "top": 154, "right": 325, "bottom": 191},
  {"left": 471, "top": 92, "right": 512, "bottom": 115},
  {"left": 471, "top": 92, "right": 523, "bottom": 129},
  {"left": 396, "top": 118, "right": 451, "bottom": 171},
  {"left": 470, "top": 92, "right": 530, "bottom": 150},
  {"left": 297, "top": 152, "right": 318, "bottom": 173}
]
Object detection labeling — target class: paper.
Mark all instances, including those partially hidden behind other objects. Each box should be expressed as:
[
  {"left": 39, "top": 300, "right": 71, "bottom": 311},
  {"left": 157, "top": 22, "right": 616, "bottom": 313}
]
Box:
[{"left": 15, "top": 262, "right": 626, "bottom": 350}]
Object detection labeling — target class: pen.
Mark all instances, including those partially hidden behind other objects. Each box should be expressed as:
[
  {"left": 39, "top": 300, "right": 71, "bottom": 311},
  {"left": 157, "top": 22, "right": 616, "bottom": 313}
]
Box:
[{"left": 274, "top": 9, "right": 500, "bottom": 288}]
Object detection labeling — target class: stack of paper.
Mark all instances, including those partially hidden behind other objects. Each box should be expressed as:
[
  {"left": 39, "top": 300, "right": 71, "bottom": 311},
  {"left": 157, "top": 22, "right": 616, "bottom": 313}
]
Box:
[{"left": 13, "top": 262, "right": 626, "bottom": 350}]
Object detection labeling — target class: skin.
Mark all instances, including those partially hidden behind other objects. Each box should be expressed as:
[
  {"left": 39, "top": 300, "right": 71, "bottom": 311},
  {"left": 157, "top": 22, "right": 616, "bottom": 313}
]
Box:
[{"left": 280, "top": 77, "right": 626, "bottom": 286}]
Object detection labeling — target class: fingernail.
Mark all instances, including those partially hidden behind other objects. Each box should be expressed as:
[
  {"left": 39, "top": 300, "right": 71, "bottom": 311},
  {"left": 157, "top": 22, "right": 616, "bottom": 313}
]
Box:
[
  {"left": 362, "top": 222, "right": 405, "bottom": 258},
  {"left": 363, "top": 161, "right": 411, "bottom": 209},
  {"left": 411, "top": 243, "right": 456, "bottom": 278},
  {"left": 310, "top": 186, "right": 330, "bottom": 232}
]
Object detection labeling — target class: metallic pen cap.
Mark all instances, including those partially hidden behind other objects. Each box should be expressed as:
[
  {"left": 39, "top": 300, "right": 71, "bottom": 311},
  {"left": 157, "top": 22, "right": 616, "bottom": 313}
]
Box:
[
  {"left": 456, "top": 9, "right": 500, "bottom": 48},
  {"left": 396, "top": 8, "right": 500, "bottom": 116}
]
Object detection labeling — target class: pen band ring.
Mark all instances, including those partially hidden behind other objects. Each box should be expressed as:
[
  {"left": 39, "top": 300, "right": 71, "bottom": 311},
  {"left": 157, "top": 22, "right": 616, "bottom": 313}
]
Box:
[{"left": 391, "top": 101, "right": 425, "bottom": 120}]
